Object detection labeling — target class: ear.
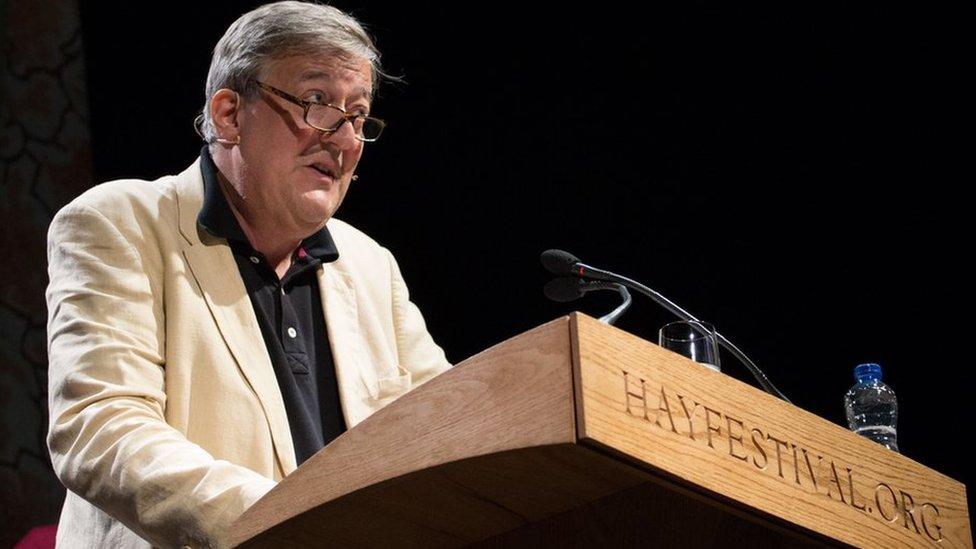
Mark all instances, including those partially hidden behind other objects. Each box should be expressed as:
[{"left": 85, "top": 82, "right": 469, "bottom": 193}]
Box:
[{"left": 210, "top": 88, "right": 242, "bottom": 143}]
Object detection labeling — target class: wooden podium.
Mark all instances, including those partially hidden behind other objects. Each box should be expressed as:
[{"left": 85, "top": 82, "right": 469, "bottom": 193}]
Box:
[{"left": 230, "top": 314, "right": 971, "bottom": 548}]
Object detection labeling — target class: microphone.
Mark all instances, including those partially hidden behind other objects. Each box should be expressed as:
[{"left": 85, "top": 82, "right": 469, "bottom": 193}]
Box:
[
  {"left": 543, "top": 277, "right": 616, "bottom": 302},
  {"left": 540, "top": 249, "right": 581, "bottom": 277},
  {"left": 540, "top": 249, "right": 792, "bottom": 404},
  {"left": 543, "top": 277, "right": 588, "bottom": 302},
  {"left": 540, "top": 249, "right": 615, "bottom": 281},
  {"left": 542, "top": 249, "right": 694, "bottom": 321},
  {"left": 544, "top": 277, "right": 632, "bottom": 325}
]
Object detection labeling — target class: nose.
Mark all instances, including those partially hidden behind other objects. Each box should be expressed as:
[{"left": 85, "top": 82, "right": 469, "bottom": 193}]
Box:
[{"left": 321, "top": 118, "right": 359, "bottom": 151}]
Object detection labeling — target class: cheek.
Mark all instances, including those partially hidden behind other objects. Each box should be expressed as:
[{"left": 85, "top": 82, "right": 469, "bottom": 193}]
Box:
[{"left": 345, "top": 143, "right": 365, "bottom": 169}]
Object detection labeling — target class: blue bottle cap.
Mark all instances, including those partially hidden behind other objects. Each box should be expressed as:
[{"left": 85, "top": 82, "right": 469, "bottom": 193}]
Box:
[{"left": 854, "top": 363, "right": 882, "bottom": 383}]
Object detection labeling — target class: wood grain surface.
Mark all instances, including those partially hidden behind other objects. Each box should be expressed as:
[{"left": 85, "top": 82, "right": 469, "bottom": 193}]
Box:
[
  {"left": 231, "top": 316, "right": 579, "bottom": 546},
  {"left": 230, "top": 313, "right": 970, "bottom": 548},
  {"left": 572, "top": 313, "right": 972, "bottom": 548},
  {"left": 237, "top": 444, "right": 655, "bottom": 547}
]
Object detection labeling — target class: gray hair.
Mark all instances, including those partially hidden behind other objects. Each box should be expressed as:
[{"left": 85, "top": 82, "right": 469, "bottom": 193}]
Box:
[{"left": 196, "top": 1, "right": 387, "bottom": 143}]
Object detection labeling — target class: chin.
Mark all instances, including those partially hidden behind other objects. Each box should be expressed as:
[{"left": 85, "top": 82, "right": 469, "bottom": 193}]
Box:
[{"left": 296, "top": 199, "right": 339, "bottom": 226}]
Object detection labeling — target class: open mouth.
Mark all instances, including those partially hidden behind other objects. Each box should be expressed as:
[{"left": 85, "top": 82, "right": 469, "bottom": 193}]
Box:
[{"left": 308, "top": 164, "right": 337, "bottom": 179}]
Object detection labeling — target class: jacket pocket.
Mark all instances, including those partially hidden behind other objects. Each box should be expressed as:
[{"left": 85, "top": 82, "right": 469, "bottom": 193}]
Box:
[{"left": 372, "top": 365, "right": 412, "bottom": 402}]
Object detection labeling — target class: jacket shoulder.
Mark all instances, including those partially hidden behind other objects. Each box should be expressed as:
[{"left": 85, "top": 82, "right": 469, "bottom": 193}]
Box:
[
  {"left": 327, "top": 218, "right": 389, "bottom": 258},
  {"left": 54, "top": 172, "right": 180, "bottom": 224},
  {"left": 63, "top": 168, "right": 180, "bottom": 207},
  {"left": 47, "top": 166, "right": 193, "bottom": 256}
]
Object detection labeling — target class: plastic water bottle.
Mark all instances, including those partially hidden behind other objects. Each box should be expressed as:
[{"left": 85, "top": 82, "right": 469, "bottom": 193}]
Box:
[{"left": 844, "top": 363, "right": 899, "bottom": 452}]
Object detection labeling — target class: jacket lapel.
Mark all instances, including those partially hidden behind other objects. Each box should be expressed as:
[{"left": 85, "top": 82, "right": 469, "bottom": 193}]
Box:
[
  {"left": 317, "top": 256, "right": 380, "bottom": 428},
  {"left": 175, "top": 160, "right": 298, "bottom": 475}
]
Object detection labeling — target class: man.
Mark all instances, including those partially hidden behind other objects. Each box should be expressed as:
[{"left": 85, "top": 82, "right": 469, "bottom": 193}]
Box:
[{"left": 45, "top": 3, "right": 451, "bottom": 547}]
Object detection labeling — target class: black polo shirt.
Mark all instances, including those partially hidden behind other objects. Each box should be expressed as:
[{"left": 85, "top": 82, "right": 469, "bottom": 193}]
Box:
[{"left": 197, "top": 146, "right": 346, "bottom": 465}]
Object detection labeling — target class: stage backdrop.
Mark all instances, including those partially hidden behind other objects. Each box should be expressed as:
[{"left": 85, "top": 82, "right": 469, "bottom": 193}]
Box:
[
  {"left": 1, "top": 0, "right": 969, "bottom": 543},
  {"left": 0, "top": 0, "right": 91, "bottom": 544}
]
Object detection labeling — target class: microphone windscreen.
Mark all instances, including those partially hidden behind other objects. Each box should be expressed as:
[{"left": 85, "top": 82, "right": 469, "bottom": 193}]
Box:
[
  {"left": 543, "top": 277, "right": 585, "bottom": 302},
  {"left": 540, "top": 249, "right": 580, "bottom": 276}
]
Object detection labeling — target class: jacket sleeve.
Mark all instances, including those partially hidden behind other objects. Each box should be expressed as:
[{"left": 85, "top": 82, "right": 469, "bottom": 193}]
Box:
[
  {"left": 385, "top": 248, "right": 452, "bottom": 385},
  {"left": 46, "top": 203, "right": 275, "bottom": 548}
]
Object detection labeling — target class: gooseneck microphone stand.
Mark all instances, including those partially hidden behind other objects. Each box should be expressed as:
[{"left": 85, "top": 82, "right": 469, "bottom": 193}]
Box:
[{"left": 541, "top": 249, "right": 792, "bottom": 404}]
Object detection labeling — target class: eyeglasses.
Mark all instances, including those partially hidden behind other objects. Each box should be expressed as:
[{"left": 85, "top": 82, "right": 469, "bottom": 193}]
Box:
[{"left": 253, "top": 80, "right": 386, "bottom": 142}]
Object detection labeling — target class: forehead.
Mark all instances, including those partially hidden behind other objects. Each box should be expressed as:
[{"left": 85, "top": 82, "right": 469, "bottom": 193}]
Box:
[{"left": 261, "top": 54, "right": 373, "bottom": 100}]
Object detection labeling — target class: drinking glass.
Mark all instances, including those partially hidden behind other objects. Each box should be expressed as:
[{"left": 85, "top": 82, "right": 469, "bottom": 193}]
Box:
[{"left": 658, "top": 320, "right": 721, "bottom": 373}]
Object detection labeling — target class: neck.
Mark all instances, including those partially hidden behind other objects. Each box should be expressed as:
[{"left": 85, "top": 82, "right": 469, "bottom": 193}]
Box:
[{"left": 214, "top": 172, "right": 301, "bottom": 278}]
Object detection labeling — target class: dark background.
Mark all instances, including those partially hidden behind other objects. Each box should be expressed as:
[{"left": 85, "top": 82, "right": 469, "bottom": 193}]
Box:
[{"left": 43, "top": 0, "right": 971, "bottom": 535}]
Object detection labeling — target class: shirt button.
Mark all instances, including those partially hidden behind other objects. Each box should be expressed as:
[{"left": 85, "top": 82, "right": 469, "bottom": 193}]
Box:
[
  {"left": 287, "top": 327, "right": 297, "bottom": 338},
  {"left": 249, "top": 256, "right": 260, "bottom": 264}
]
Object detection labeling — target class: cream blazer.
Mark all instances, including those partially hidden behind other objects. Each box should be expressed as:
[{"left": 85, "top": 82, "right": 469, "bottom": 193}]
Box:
[{"left": 46, "top": 158, "right": 451, "bottom": 548}]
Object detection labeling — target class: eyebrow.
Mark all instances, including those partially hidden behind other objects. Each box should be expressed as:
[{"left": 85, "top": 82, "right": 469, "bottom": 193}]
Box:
[{"left": 298, "top": 70, "right": 373, "bottom": 102}]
